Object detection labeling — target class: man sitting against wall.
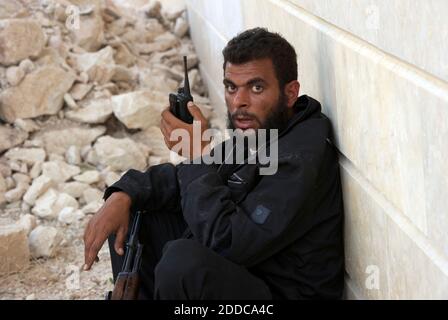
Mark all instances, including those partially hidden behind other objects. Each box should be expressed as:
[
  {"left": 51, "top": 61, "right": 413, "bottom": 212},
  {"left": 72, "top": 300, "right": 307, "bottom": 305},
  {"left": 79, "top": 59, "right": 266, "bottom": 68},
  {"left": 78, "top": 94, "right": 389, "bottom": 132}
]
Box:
[{"left": 83, "top": 27, "right": 345, "bottom": 300}]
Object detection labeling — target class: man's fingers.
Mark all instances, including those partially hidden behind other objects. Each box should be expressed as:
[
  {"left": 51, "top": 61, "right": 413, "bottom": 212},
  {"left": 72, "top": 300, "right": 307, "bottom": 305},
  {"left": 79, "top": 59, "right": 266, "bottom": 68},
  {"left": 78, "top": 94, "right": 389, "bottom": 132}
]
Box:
[
  {"left": 187, "top": 102, "right": 206, "bottom": 122},
  {"left": 83, "top": 221, "right": 93, "bottom": 269},
  {"left": 85, "top": 239, "right": 103, "bottom": 271},
  {"left": 162, "top": 107, "right": 184, "bottom": 127},
  {"left": 114, "top": 227, "right": 127, "bottom": 256},
  {"left": 163, "top": 134, "right": 171, "bottom": 149},
  {"left": 160, "top": 118, "right": 170, "bottom": 136}
]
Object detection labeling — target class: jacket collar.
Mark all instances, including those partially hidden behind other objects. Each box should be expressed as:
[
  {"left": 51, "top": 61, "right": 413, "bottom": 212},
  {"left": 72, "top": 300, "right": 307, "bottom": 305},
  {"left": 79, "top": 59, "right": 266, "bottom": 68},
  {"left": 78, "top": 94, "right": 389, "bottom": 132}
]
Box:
[{"left": 278, "top": 95, "right": 322, "bottom": 138}]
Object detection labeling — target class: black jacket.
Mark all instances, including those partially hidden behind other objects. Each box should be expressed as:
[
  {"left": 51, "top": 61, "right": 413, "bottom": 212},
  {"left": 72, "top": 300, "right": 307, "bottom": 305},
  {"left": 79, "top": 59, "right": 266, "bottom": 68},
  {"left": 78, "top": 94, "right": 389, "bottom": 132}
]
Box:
[{"left": 104, "top": 95, "right": 345, "bottom": 299}]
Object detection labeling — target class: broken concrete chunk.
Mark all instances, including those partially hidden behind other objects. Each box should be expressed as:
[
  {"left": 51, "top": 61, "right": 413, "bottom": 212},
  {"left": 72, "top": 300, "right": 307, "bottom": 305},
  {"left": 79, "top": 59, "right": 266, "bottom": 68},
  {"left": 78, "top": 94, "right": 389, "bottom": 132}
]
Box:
[
  {"left": 82, "top": 187, "right": 103, "bottom": 204},
  {"left": 32, "top": 189, "right": 78, "bottom": 219},
  {"left": 73, "top": 170, "right": 100, "bottom": 184},
  {"left": 13, "top": 118, "right": 39, "bottom": 133},
  {"left": 0, "top": 66, "right": 75, "bottom": 123},
  {"left": 33, "top": 122, "right": 106, "bottom": 156},
  {"left": 58, "top": 207, "right": 84, "bottom": 224},
  {"left": 59, "top": 181, "right": 90, "bottom": 199},
  {"left": 4, "top": 182, "right": 28, "bottom": 203},
  {"left": 0, "top": 19, "right": 45, "bottom": 65},
  {"left": 4, "top": 148, "right": 46, "bottom": 165},
  {"left": 65, "top": 146, "right": 82, "bottom": 165},
  {"left": 0, "top": 126, "right": 28, "bottom": 153},
  {"left": 93, "top": 136, "right": 150, "bottom": 171},
  {"left": 28, "top": 225, "right": 61, "bottom": 258},
  {"left": 111, "top": 90, "right": 166, "bottom": 129},
  {"left": 41, "top": 161, "right": 81, "bottom": 183},
  {"left": 72, "top": 46, "right": 115, "bottom": 85},
  {"left": 6, "top": 66, "right": 25, "bottom": 86},
  {"left": 65, "top": 98, "right": 113, "bottom": 124},
  {"left": 69, "top": 83, "right": 93, "bottom": 101},
  {"left": 17, "top": 214, "right": 37, "bottom": 235},
  {"left": 81, "top": 200, "right": 103, "bottom": 214}
]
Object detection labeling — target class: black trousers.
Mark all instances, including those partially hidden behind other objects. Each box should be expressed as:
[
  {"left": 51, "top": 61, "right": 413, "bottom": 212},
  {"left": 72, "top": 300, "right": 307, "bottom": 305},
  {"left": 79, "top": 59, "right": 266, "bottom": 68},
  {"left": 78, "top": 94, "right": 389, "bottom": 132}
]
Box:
[{"left": 108, "top": 210, "right": 272, "bottom": 300}]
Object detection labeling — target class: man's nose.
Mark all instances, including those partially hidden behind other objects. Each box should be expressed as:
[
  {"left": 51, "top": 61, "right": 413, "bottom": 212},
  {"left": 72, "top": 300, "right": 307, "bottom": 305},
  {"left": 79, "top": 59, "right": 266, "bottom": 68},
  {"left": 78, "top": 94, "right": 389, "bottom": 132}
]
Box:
[{"left": 233, "top": 88, "right": 250, "bottom": 109}]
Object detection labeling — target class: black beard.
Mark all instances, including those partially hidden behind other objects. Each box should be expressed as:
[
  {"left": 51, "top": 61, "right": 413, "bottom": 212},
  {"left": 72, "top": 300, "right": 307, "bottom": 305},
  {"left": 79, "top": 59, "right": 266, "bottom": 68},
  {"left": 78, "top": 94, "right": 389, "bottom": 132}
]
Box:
[{"left": 226, "top": 93, "right": 290, "bottom": 133}]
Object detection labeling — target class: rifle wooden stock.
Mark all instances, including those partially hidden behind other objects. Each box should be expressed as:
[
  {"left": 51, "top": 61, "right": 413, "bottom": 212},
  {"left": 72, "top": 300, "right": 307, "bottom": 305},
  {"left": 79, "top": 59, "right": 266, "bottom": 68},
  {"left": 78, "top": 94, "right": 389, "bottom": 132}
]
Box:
[
  {"left": 123, "top": 272, "right": 140, "bottom": 300},
  {"left": 110, "top": 271, "right": 140, "bottom": 300},
  {"left": 106, "top": 211, "right": 144, "bottom": 301}
]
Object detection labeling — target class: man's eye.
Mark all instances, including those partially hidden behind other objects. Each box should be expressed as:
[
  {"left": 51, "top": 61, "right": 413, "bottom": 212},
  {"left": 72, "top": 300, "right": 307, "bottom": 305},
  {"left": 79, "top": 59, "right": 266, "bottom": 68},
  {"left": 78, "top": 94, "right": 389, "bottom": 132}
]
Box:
[
  {"left": 252, "top": 85, "right": 263, "bottom": 93},
  {"left": 226, "top": 85, "right": 237, "bottom": 93}
]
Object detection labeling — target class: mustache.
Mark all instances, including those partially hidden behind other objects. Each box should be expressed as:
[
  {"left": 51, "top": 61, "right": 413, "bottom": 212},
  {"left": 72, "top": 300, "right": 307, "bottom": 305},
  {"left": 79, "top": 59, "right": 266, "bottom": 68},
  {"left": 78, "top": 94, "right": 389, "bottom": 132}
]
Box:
[{"left": 230, "top": 110, "right": 258, "bottom": 121}]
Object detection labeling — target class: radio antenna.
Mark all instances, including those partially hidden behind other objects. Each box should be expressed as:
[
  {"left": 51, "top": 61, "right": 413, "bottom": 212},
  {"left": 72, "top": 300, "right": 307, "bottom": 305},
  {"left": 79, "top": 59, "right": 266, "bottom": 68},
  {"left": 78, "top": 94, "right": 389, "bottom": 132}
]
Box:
[{"left": 183, "top": 56, "right": 191, "bottom": 96}]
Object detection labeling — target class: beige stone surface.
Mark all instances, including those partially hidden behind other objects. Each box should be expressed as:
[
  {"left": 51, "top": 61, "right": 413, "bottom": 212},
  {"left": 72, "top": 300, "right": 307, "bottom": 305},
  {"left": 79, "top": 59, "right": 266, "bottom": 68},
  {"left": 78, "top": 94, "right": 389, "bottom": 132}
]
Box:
[
  {"left": 4, "top": 148, "right": 46, "bottom": 165},
  {"left": 68, "top": 0, "right": 105, "bottom": 52},
  {"left": 23, "top": 175, "right": 55, "bottom": 205},
  {"left": 0, "top": 66, "right": 76, "bottom": 123},
  {"left": 65, "top": 98, "right": 113, "bottom": 124},
  {"left": 71, "top": 46, "right": 115, "bottom": 85},
  {"left": 0, "top": 224, "right": 30, "bottom": 274},
  {"left": 111, "top": 90, "right": 166, "bottom": 129},
  {"left": 93, "top": 136, "right": 150, "bottom": 171},
  {"left": 33, "top": 122, "right": 106, "bottom": 156},
  {"left": 0, "top": 19, "right": 45, "bottom": 65},
  {"left": 41, "top": 161, "right": 81, "bottom": 184},
  {"left": 0, "top": 126, "right": 28, "bottom": 153}
]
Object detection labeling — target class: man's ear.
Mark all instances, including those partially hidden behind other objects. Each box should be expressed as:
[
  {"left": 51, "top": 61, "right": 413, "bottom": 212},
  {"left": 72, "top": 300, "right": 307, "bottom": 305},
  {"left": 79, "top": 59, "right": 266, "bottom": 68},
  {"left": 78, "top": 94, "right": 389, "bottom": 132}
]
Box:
[{"left": 284, "top": 80, "right": 300, "bottom": 108}]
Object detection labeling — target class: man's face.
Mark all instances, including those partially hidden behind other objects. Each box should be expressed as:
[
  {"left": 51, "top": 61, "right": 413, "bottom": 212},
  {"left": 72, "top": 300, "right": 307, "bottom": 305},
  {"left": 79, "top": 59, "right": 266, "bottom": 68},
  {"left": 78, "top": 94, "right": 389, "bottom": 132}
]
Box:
[{"left": 224, "top": 58, "right": 290, "bottom": 131}]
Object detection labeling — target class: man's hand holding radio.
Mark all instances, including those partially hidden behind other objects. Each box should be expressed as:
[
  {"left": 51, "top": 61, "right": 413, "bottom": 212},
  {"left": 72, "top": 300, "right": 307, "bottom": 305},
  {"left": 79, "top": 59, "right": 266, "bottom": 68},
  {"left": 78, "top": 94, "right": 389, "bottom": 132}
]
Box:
[{"left": 160, "top": 101, "right": 211, "bottom": 160}]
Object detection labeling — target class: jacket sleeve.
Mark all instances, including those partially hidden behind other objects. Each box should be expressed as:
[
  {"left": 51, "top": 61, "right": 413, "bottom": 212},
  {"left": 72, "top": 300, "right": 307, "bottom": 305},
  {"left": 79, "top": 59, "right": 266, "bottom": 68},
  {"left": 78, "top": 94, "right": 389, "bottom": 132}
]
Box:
[
  {"left": 176, "top": 153, "right": 321, "bottom": 267},
  {"left": 103, "top": 163, "right": 181, "bottom": 214}
]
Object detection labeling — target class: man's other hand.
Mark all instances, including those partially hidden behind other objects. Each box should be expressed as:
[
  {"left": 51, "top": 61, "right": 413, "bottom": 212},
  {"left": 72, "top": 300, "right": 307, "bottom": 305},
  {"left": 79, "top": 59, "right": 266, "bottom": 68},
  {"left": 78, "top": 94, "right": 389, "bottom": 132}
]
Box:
[{"left": 83, "top": 191, "right": 131, "bottom": 271}]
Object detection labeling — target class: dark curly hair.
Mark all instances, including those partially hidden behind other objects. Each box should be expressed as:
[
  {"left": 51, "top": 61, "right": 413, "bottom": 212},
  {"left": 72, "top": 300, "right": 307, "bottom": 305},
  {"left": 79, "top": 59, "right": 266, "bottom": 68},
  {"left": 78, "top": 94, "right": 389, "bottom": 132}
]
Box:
[{"left": 222, "top": 27, "right": 298, "bottom": 89}]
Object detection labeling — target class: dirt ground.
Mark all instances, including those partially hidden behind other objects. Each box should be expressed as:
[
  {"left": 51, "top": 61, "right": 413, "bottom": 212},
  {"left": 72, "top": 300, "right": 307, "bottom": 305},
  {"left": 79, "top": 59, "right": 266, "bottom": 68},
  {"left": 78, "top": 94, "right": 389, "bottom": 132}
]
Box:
[{"left": 0, "top": 206, "right": 114, "bottom": 300}]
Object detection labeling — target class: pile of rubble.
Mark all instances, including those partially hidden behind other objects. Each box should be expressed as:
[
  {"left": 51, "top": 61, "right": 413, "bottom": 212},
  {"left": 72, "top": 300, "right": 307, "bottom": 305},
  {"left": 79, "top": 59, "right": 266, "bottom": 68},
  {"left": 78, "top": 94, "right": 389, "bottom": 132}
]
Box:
[{"left": 0, "top": 0, "right": 218, "bottom": 299}]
